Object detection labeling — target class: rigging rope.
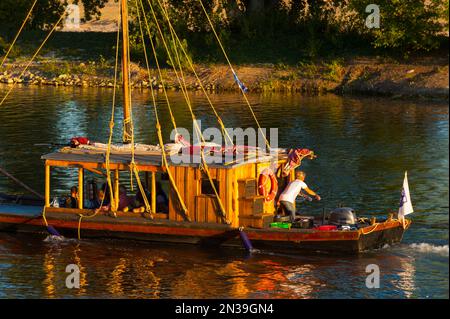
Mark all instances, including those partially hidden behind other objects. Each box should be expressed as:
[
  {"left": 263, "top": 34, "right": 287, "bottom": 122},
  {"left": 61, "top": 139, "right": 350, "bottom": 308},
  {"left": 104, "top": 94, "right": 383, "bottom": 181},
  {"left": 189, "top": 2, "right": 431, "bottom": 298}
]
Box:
[
  {"left": 145, "top": 0, "right": 229, "bottom": 223},
  {"left": 124, "top": 0, "right": 152, "bottom": 216},
  {"left": 197, "top": 0, "right": 271, "bottom": 150},
  {"left": 0, "top": 12, "right": 65, "bottom": 107},
  {"left": 136, "top": 0, "right": 190, "bottom": 220},
  {"left": 0, "top": 0, "right": 38, "bottom": 67},
  {"left": 150, "top": 0, "right": 234, "bottom": 147},
  {"left": 77, "top": 10, "right": 122, "bottom": 239},
  {"left": 135, "top": 0, "right": 178, "bottom": 134}
]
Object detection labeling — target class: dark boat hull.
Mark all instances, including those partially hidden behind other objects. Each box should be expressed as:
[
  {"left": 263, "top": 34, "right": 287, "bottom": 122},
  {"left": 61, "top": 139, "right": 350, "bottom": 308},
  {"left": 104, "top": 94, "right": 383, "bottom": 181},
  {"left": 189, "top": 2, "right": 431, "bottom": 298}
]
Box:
[{"left": 0, "top": 203, "right": 410, "bottom": 254}]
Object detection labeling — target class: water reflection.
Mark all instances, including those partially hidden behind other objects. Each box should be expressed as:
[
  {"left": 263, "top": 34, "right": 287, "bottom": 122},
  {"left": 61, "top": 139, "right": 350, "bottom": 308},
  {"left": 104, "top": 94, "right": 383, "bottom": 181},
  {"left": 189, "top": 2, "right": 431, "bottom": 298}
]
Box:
[
  {"left": 43, "top": 251, "right": 56, "bottom": 298},
  {"left": 0, "top": 233, "right": 446, "bottom": 298}
]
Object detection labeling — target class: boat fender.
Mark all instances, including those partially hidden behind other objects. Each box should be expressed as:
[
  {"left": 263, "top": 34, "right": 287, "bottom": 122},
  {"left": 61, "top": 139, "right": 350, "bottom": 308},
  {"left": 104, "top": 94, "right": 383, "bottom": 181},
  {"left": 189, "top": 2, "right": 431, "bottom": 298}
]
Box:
[
  {"left": 258, "top": 168, "right": 278, "bottom": 203},
  {"left": 239, "top": 227, "right": 254, "bottom": 252},
  {"left": 46, "top": 225, "right": 61, "bottom": 237}
]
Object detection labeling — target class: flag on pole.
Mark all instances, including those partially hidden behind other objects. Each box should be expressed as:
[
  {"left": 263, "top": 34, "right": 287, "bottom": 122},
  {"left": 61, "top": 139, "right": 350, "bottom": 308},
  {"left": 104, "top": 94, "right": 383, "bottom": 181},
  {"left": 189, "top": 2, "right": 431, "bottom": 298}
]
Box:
[{"left": 398, "top": 171, "right": 413, "bottom": 222}]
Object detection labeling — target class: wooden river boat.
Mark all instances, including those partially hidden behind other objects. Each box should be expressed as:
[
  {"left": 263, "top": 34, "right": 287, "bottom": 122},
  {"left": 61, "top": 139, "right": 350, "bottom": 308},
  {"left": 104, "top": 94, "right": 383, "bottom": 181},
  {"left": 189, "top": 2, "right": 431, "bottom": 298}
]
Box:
[
  {"left": 0, "top": 146, "right": 411, "bottom": 254},
  {"left": 0, "top": 0, "right": 411, "bottom": 254}
]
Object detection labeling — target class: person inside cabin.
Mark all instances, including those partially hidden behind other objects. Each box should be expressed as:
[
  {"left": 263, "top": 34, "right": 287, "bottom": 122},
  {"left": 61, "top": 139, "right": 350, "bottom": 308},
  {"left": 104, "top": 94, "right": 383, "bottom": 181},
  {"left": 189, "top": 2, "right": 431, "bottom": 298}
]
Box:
[
  {"left": 98, "top": 183, "right": 111, "bottom": 210},
  {"left": 118, "top": 185, "right": 131, "bottom": 212},
  {"left": 133, "top": 187, "right": 151, "bottom": 213},
  {"left": 65, "top": 186, "right": 79, "bottom": 208},
  {"left": 84, "top": 179, "right": 100, "bottom": 209},
  {"left": 278, "top": 170, "right": 321, "bottom": 222},
  {"left": 155, "top": 182, "right": 169, "bottom": 213}
]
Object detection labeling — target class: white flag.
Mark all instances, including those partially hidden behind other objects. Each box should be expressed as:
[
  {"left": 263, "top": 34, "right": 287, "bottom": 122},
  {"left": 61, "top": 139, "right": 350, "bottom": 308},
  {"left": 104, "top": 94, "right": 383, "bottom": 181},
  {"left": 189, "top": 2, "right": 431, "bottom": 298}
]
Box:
[{"left": 398, "top": 171, "right": 413, "bottom": 221}]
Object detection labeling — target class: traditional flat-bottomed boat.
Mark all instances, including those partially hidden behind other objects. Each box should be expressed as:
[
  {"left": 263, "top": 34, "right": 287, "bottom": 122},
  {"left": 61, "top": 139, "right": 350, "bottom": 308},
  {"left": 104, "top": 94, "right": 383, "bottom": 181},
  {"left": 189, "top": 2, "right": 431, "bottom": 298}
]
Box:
[
  {"left": 0, "top": 144, "right": 411, "bottom": 254},
  {"left": 0, "top": 0, "right": 411, "bottom": 254}
]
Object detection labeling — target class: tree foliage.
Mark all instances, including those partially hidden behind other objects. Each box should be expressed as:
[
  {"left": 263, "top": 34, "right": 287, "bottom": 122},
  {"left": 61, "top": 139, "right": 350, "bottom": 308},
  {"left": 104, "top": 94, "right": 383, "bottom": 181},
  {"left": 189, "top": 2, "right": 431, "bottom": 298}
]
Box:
[
  {"left": 0, "top": 0, "right": 108, "bottom": 37},
  {"left": 1, "top": 0, "right": 448, "bottom": 62},
  {"left": 351, "top": 0, "right": 449, "bottom": 51}
]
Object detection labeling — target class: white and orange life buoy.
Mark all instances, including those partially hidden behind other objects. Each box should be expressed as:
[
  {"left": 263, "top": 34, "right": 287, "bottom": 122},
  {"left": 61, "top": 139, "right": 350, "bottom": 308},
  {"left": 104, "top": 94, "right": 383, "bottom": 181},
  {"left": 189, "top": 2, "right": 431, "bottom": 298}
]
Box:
[{"left": 258, "top": 168, "right": 278, "bottom": 203}]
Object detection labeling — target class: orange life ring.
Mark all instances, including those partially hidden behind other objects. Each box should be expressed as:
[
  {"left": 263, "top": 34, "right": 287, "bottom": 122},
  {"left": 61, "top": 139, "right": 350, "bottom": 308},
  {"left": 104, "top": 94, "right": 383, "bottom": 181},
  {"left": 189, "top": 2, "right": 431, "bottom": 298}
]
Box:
[{"left": 258, "top": 168, "right": 278, "bottom": 203}]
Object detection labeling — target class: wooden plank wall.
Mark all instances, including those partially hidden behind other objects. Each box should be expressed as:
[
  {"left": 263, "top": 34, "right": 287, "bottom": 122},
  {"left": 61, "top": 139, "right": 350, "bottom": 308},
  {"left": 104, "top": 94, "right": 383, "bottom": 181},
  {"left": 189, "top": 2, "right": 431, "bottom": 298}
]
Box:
[
  {"left": 167, "top": 161, "right": 282, "bottom": 228},
  {"left": 168, "top": 166, "right": 237, "bottom": 226}
]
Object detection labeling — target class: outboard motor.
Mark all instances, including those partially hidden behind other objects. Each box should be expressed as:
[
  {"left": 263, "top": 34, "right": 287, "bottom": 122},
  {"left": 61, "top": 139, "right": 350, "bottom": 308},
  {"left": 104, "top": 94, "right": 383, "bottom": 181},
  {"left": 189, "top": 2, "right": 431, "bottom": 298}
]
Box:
[{"left": 329, "top": 207, "right": 356, "bottom": 226}]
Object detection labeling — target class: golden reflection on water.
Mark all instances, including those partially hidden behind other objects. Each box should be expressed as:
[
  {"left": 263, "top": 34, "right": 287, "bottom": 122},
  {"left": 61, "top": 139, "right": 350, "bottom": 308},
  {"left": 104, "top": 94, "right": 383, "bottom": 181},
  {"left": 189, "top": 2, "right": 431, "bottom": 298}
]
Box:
[
  {"left": 130, "top": 257, "right": 161, "bottom": 298},
  {"left": 43, "top": 252, "right": 56, "bottom": 298},
  {"left": 5, "top": 233, "right": 434, "bottom": 299},
  {"left": 215, "top": 261, "right": 250, "bottom": 298},
  {"left": 73, "top": 245, "right": 88, "bottom": 296},
  {"left": 108, "top": 257, "right": 127, "bottom": 296},
  {"left": 253, "top": 260, "right": 288, "bottom": 298}
]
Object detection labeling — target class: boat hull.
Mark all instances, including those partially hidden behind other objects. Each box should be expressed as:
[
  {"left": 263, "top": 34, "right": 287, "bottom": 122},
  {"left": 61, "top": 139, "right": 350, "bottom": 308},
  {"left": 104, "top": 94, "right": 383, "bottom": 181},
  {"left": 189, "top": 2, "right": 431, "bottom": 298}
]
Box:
[{"left": 0, "top": 204, "right": 410, "bottom": 254}]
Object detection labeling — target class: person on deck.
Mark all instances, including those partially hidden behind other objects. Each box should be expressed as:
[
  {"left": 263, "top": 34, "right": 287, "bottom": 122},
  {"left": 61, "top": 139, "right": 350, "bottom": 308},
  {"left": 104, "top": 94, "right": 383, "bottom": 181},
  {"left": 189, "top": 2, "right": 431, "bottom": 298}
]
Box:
[
  {"left": 118, "top": 185, "right": 131, "bottom": 211},
  {"left": 278, "top": 171, "right": 321, "bottom": 222},
  {"left": 98, "top": 183, "right": 111, "bottom": 211},
  {"left": 65, "top": 186, "right": 79, "bottom": 208},
  {"left": 155, "top": 182, "right": 169, "bottom": 213},
  {"left": 133, "top": 187, "right": 151, "bottom": 213}
]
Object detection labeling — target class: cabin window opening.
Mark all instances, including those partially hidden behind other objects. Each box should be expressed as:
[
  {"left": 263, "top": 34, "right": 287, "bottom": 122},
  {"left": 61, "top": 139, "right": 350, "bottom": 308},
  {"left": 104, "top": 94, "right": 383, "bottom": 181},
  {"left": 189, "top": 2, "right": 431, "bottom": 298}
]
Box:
[
  {"left": 201, "top": 179, "right": 220, "bottom": 196},
  {"left": 150, "top": 172, "right": 169, "bottom": 214}
]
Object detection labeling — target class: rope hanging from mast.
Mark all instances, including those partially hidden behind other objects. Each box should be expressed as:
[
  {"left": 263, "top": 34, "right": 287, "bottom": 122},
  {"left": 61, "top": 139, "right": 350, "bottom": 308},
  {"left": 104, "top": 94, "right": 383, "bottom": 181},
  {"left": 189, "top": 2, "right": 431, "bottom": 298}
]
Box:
[
  {"left": 135, "top": 0, "right": 178, "bottom": 134},
  {"left": 0, "top": 12, "right": 65, "bottom": 108},
  {"left": 120, "top": 0, "right": 133, "bottom": 143},
  {"left": 0, "top": 0, "right": 38, "bottom": 67},
  {"left": 135, "top": 0, "right": 190, "bottom": 221},
  {"left": 123, "top": 0, "right": 153, "bottom": 217},
  {"left": 149, "top": 0, "right": 235, "bottom": 147},
  {"left": 139, "top": 0, "right": 230, "bottom": 224},
  {"left": 197, "top": 0, "right": 271, "bottom": 151},
  {"left": 77, "top": 9, "right": 123, "bottom": 239}
]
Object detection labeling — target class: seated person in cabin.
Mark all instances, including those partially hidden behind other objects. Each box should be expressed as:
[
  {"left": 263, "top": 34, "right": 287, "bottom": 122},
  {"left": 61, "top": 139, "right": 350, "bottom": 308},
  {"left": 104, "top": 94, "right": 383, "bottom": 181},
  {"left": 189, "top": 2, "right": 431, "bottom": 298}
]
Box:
[
  {"left": 65, "top": 186, "right": 79, "bottom": 208},
  {"left": 155, "top": 182, "right": 169, "bottom": 213},
  {"left": 98, "top": 183, "right": 111, "bottom": 210},
  {"left": 84, "top": 179, "right": 100, "bottom": 209},
  {"left": 133, "top": 187, "right": 151, "bottom": 213},
  {"left": 118, "top": 185, "right": 132, "bottom": 212},
  {"left": 278, "top": 170, "right": 321, "bottom": 222}
]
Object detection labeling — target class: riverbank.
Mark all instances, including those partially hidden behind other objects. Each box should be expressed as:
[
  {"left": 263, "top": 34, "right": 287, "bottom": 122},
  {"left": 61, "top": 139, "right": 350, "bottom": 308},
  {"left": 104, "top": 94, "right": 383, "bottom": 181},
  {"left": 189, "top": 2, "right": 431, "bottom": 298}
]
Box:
[{"left": 0, "top": 53, "right": 448, "bottom": 100}]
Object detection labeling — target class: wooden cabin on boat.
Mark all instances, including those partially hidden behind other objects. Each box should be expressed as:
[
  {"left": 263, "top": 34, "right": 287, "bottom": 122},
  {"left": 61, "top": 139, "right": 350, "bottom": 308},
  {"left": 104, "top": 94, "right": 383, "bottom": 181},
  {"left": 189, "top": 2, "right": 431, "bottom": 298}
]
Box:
[{"left": 41, "top": 146, "right": 293, "bottom": 229}]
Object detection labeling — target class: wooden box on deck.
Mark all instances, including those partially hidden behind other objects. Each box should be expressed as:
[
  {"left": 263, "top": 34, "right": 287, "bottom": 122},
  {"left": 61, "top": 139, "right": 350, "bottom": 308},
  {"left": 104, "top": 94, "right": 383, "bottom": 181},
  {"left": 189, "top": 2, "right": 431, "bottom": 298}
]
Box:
[{"left": 237, "top": 178, "right": 257, "bottom": 199}]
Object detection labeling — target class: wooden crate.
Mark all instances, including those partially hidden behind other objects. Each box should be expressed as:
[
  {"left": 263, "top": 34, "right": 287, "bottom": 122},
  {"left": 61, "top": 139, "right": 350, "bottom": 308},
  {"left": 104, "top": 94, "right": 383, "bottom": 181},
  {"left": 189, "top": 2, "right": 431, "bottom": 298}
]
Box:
[
  {"left": 239, "top": 196, "right": 264, "bottom": 217},
  {"left": 239, "top": 213, "right": 274, "bottom": 229},
  {"left": 238, "top": 178, "right": 257, "bottom": 199}
]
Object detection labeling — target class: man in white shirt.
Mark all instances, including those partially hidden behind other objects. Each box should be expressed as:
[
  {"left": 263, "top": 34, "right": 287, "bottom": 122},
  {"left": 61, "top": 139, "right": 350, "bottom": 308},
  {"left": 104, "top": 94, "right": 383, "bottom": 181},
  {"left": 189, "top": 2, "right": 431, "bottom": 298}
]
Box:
[{"left": 279, "top": 171, "right": 321, "bottom": 222}]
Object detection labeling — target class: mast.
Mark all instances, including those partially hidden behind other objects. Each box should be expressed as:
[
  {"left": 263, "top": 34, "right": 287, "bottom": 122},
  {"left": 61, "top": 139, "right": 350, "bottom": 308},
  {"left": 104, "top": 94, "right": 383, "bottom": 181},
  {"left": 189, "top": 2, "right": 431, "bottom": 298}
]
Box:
[{"left": 121, "top": 0, "right": 132, "bottom": 143}]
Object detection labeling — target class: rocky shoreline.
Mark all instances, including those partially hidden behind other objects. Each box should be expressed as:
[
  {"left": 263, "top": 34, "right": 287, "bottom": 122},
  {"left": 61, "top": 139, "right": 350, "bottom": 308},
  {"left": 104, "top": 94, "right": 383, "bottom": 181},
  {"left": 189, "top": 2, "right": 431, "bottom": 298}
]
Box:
[{"left": 1, "top": 55, "right": 448, "bottom": 100}]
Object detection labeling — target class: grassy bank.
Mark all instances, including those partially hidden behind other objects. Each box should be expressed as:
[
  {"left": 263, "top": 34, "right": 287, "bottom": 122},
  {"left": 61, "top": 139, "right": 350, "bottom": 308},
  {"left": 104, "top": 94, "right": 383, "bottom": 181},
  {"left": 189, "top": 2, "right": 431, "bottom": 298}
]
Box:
[{"left": 0, "top": 31, "right": 448, "bottom": 100}]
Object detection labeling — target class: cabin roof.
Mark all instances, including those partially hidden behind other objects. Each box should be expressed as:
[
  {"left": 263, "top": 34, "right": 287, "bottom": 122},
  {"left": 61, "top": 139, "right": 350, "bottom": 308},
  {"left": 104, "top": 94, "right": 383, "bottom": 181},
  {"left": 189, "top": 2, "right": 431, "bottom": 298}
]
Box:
[{"left": 41, "top": 147, "right": 285, "bottom": 169}]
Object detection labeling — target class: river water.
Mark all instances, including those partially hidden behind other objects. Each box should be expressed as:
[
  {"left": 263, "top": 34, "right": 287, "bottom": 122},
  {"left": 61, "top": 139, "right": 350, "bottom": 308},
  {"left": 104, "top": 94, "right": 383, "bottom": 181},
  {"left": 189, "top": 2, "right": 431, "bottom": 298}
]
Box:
[{"left": 0, "top": 85, "right": 448, "bottom": 298}]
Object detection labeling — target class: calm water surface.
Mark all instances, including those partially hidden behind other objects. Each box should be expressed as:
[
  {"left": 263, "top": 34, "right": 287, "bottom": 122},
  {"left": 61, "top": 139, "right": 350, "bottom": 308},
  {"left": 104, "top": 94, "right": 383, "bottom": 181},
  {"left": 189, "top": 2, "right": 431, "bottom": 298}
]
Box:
[{"left": 0, "top": 85, "right": 448, "bottom": 298}]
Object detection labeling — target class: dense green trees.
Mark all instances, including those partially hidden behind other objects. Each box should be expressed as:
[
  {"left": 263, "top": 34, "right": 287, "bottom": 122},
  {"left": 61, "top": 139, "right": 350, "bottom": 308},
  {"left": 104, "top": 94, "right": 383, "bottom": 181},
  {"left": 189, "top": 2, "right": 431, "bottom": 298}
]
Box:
[
  {"left": 351, "top": 0, "right": 449, "bottom": 51},
  {"left": 1, "top": 0, "right": 448, "bottom": 62},
  {"left": 129, "top": 0, "right": 448, "bottom": 60},
  {"left": 0, "top": 0, "right": 108, "bottom": 36}
]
